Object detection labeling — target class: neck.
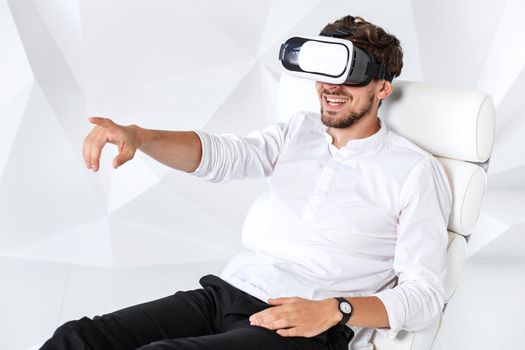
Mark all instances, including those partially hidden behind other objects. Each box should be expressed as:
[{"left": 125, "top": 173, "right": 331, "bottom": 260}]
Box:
[{"left": 327, "top": 113, "right": 381, "bottom": 149}]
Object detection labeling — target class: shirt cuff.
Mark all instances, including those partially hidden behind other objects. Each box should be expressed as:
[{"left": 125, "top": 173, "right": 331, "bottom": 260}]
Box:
[
  {"left": 372, "top": 289, "right": 406, "bottom": 339},
  {"left": 186, "top": 130, "right": 210, "bottom": 178}
]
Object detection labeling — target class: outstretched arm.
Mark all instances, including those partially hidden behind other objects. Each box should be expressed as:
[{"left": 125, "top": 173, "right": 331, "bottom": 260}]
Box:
[{"left": 83, "top": 116, "right": 202, "bottom": 173}]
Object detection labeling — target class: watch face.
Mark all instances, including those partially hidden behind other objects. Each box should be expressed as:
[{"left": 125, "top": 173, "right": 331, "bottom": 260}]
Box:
[{"left": 340, "top": 301, "right": 352, "bottom": 314}]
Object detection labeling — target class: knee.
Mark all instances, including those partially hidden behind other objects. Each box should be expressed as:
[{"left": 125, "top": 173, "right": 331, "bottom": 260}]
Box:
[
  {"left": 55, "top": 316, "right": 96, "bottom": 338},
  {"left": 41, "top": 317, "right": 96, "bottom": 350}
]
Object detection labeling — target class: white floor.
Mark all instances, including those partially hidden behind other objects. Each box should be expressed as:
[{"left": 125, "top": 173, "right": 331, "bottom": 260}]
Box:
[{"left": 1, "top": 257, "right": 523, "bottom": 350}]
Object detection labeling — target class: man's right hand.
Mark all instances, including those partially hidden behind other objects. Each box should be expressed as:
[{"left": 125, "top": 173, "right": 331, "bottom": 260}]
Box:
[{"left": 83, "top": 116, "right": 141, "bottom": 172}]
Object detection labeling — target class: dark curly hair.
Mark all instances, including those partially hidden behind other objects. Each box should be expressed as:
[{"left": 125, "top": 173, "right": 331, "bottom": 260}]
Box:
[{"left": 320, "top": 15, "right": 403, "bottom": 80}]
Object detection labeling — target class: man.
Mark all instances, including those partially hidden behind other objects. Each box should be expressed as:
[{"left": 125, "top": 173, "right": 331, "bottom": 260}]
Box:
[{"left": 41, "top": 15, "right": 450, "bottom": 350}]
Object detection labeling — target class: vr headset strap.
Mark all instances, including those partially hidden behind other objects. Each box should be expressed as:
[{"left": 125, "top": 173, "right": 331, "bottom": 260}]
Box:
[
  {"left": 321, "top": 31, "right": 395, "bottom": 82},
  {"left": 366, "top": 62, "right": 394, "bottom": 82}
]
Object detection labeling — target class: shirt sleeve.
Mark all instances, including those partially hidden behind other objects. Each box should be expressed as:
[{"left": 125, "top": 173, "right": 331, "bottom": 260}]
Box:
[
  {"left": 372, "top": 155, "right": 451, "bottom": 338},
  {"left": 187, "top": 113, "right": 303, "bottom": 184}
]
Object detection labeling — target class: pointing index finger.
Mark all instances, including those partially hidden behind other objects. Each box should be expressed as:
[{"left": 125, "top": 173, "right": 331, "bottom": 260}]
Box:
[{"left": 88, "top": 116, "right": 112, "bottom": 127}]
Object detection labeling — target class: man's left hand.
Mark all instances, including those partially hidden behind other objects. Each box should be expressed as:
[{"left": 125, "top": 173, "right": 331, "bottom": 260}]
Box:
[{"left": 249, "top": 297, "right": 340, "bottom": 338}]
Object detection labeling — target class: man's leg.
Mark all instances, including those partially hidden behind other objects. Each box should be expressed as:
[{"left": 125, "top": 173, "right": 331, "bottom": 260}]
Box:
[
  {"left": 132, "top": 275, "right": 352, "bottom": 350},
  {"left": 40, "top": 274, "right": 353, "bottom": 350},
  {"left": 40, "top": 284, "right": 217, "bottom": 350}
]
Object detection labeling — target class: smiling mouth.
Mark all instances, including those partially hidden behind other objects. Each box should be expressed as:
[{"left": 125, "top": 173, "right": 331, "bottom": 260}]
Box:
[{"left": 323, "top": 95, "right": 350, "bottom": 109}]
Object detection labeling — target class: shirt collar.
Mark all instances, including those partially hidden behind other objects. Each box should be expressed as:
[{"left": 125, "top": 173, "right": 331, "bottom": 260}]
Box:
[{"left": 320, "top": 117, "right": 388, "bottom": 158}]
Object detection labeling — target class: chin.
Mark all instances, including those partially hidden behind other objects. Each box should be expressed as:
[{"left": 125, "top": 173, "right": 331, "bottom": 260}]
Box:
[{"left": 321, "top": 110, "right": 364, "bottom": 129}]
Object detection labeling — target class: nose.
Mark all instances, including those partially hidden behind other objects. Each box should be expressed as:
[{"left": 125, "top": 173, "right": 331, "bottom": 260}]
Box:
[
  {"left": 321, "top": 82, "right": 340, "bottom": 90},
  {"left": 319, "top": 82, "right": 347, "bottom": 95}
]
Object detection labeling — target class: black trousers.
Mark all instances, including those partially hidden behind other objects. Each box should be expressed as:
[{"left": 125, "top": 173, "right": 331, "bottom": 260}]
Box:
[{"left": 40, "top": 274, "right": 354, "bottom": 350}]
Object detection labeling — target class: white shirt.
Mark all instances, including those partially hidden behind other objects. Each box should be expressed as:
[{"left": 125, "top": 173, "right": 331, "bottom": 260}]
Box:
[{"left": 189, "top": 112, "right": 451, "bottom": 350}]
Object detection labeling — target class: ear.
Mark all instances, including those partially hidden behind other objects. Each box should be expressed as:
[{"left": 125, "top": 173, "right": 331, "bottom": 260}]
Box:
[{"left": 376, "top": 80, "right": 393, "bottom": 100}]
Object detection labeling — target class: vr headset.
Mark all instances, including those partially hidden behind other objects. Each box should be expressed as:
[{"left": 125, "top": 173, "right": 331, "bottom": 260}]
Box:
[{"left": 278, "top": 33, "right": 394, "bottom": 86}]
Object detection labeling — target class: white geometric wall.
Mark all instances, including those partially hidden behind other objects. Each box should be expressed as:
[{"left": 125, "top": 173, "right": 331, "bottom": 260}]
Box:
[{"left": 1, "top": 0, "right": 524, "bottom": 349}]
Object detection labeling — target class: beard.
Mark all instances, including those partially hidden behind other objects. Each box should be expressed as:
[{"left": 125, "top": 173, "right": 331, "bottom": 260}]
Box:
[{"left": 320, "top": 90, "right": 375, "bottom": 129}]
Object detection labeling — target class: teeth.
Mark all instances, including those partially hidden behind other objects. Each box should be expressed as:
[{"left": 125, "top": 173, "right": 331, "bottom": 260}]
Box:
[{"left": 326, "top": 97, "right": 348, "bottom": 103}]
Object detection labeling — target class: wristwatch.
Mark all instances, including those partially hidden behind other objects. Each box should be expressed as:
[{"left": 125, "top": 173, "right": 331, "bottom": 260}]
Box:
[{"left": 335, "top": 297, "right": 353, "bottom": 325}]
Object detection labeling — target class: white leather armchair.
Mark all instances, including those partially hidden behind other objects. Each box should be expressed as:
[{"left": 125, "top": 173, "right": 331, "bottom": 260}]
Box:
[{"left": 277, "top": 75, "right": 495, "bottom": 350}]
